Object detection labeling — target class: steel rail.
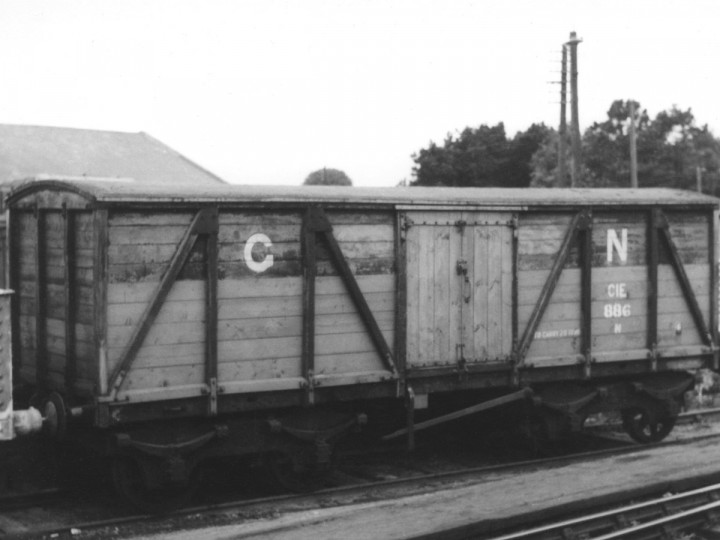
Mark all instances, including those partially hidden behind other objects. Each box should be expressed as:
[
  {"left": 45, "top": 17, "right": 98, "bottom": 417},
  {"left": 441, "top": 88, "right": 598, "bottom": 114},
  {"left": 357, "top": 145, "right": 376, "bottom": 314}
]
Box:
[{"left": 490, "top": 482, "right": 720, "bottom": 540}]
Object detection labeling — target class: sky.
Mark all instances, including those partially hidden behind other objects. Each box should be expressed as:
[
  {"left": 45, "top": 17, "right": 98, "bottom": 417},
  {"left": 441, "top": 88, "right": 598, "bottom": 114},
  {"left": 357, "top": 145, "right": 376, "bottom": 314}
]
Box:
[{"left": 1, "top": 0, "right": 719, "bottom": 187}]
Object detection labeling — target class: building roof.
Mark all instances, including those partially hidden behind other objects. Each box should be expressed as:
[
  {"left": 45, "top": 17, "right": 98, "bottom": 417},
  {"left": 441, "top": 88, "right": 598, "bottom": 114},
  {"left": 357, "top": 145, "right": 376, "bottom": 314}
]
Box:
[
  {"left": 7, "top": 178, "right": 719, "bottom": 210},
  {"left": 0, "top": 124, "right": 225, "bottom": 185}
]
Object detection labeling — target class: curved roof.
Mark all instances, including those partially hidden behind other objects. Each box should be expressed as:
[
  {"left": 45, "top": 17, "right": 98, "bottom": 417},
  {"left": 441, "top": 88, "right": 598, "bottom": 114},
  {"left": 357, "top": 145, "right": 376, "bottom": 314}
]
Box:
[{"left": 7, "top": 178, "right": 719, "bottom": 209}]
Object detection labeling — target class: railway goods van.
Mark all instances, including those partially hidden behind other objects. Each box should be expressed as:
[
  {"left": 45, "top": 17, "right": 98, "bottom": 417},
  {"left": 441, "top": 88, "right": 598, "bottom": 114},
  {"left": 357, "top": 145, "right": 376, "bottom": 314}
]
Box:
[{"left": 4, "top": 179, "right": 719, "bottom": 506}]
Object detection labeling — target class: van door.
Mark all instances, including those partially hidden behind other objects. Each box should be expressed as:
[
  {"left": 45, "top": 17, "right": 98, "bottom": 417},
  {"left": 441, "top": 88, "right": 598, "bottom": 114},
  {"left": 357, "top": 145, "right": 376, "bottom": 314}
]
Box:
[{"left": 404, "top": 211, "right": 513, "bottom": 369}]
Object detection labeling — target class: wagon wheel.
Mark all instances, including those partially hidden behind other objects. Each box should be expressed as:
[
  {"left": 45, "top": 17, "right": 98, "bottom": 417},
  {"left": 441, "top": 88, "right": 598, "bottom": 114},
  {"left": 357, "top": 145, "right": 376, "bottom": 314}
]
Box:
[
  {"left": 621, "top": 407, "right": 676, "bottom": 444},
  {"left": 266, "top": 451, "right": 332, "bottom": 493},
  {"left": 111, "top": 457, "right": 201, "bottom": 513},
  {"left": 41, "top": 392, "right": 68, "bottom": 439}
]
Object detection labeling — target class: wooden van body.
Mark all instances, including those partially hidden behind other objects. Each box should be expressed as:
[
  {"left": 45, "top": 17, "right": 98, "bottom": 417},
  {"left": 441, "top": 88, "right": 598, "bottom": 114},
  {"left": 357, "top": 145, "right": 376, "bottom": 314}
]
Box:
[{"left": 7, "top": 180, "right": 718, "bottom": 427}]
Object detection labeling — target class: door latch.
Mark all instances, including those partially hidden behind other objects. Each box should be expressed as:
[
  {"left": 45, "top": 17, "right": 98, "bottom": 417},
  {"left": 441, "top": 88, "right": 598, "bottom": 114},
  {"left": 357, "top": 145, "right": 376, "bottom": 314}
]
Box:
[{"left": 456, "top": 259, "right": 471, "bottom": 303}]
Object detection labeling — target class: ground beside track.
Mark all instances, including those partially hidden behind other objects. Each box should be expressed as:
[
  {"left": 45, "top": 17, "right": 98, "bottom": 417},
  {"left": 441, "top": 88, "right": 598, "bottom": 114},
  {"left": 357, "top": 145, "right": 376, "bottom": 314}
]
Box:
[
  {"left": 9, "top": 415, "right": 718, "bottom": 540},
  {"left": 122, "top": 424, "right": 720, "bottom": 540}
]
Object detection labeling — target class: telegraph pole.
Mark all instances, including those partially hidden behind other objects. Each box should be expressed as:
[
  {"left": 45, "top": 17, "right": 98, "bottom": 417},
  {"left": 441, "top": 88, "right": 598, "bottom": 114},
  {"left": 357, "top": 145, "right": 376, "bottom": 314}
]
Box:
[
  {"left": 567, "top": 32, "right": 582, "bottom": 187},
  {"left": 629, "top": 101, "right": 638, "bottom": 188},
  {"left": 558, "top": 45, "right": 568, "bottom": 186}
]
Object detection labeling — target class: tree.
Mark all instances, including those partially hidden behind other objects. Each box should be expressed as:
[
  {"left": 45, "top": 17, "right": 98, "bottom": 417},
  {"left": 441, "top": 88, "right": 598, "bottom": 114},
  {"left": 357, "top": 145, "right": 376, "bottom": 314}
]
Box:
[
  {"left": 583, "top": 99, "right": 651, "bottom": 187},
  {"left": 530, "top": 129, "right": 594, "bottom": 187},
  {"left": 303, "top": 168, "right": 352, "bottom": 186},
  {"left": 638, "top": 106, "right": 720, "bottom": 191},
  {"left": 530, "top": 129, "right": 563, "bottom": 187},
  {"left": 531, "top": 100, "right": 720, "bottom": 192},
  {"left": 505, "top": 123, "right": 553, "bottom": 187},
  {"left": 411, "top": 123, "right": 551, "bottom": 188}
]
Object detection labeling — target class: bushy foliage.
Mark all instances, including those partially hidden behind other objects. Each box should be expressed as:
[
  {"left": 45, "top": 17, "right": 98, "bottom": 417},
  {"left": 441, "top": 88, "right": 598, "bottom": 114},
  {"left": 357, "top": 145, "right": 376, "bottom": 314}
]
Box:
[
  {"left": 532, "top": 100, "right": 720, "bottom": 191},
  {"left": 412, "top": 100, "right": 720, "bottom": 193},
  {"left": 303, "top": 168, "right": 352, "bottom": 186},
  {"left": 411, "top": 123, "right": 551, "bottom": 188}
]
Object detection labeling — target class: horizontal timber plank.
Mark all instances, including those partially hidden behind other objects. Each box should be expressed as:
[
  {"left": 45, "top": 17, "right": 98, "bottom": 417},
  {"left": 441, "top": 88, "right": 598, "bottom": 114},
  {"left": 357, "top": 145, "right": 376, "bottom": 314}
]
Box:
[{"left": 314, "top": 352, "right": 389, "bottom": 374}]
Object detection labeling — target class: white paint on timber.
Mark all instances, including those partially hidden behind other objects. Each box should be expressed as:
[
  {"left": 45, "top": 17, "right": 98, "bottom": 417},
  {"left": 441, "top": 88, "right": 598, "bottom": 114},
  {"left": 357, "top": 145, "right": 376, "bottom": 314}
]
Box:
[
  {"left": 244, "top": 232, "right": 274, "bottom": 273},
  {"left": 607, "top": 283, "right": 628, "bottom": 298},
  {"left": 606, "top": 228, "right": 628, "bottom": 263},
  {"left": 534, "top": 328, "right": 580, "bottom": 340}
]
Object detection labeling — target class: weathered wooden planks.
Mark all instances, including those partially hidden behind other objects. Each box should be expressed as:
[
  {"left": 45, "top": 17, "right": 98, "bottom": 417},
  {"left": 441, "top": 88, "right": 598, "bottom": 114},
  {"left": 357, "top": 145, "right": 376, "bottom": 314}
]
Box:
[
  {"left": 404, "top": 212, "right": 513, "bottom": 367},
  {"left": 105, "top": 208, "right": 396, "bottom": 397},
  {"left": 518, "top": 210, "right": 713, "bottom": 367},
  {"left": 13, "top": 209, "right": 96, "bottom": 395},
  {"left": 7, "top": 180, "right": 717, "bottom": 408}
]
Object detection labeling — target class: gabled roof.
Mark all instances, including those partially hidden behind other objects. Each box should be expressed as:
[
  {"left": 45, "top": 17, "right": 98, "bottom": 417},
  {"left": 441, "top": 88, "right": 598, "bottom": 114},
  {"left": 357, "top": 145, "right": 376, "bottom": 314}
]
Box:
[{"left": 0, "top": 124, "right": 226, "bottom": 185}]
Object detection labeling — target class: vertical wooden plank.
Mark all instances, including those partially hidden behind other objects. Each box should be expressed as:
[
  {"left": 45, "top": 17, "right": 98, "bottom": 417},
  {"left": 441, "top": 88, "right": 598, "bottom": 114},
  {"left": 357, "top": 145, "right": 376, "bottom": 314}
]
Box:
[
  {"left": 405, "top": 222, "right": 420, "bottom": 367},
  {"left": 395, "top": 213, "right": 407, "bottom": 375},
  {"left": 488, "top": 226, "right": 506, "bottom": 358},
  {"left": 457, "top": 219, "right": 467, "bottom": 362},
  {"left": 433, "top": 225, "right": 450, "bottom": 364},
  {"left": 502, "top": 225, "right": 514, "bottom": 356},
  {"left": 470, "top": 224, "right": 486, "bottom": 360},
  {"left": 93, "top": 209, "right": 109, "bottom": 395},
  {"left": 417, "top": 226, "right": 434, "bottom": 366},
  {"left": 35, "top": 209, "right": 48, "bottom": 388},
  {"left": 448, "top": 222, "right": 462, "bottom": 365},
  {"left": 64, "top": 210, "right": 77, "bottom": 395}
]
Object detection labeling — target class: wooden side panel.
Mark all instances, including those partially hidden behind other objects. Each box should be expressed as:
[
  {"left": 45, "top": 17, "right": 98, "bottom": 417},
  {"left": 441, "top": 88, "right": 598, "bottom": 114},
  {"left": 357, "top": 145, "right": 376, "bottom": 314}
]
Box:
[
  {"left": 518, "top": 213, "right": 580, "bottom": 365},
  {"left": 659, "top": 212, "right": 712, "bottom": 350},
  {"left": 522, "top": 269, "right": 582, "bottom": 362},
  {"left": 108, "top": 209, "right": 396, "bottom": 397},
  {"left": 16, "top": 212, "right": 37, "bottom": 383},
  {"left": 44, "top": 212, "right": 65, "bottom": 390},
  {"left": 107, "top": 211, "right": 211, "bottom": 391},
  {"left": 518, "top": 209, "right": 713, "bottom": 367},
  {"left": 13, "top": 210, "right": 96, "bottom": 395},
  {"left": 72, "top": 212, "right": 98, "bottom": 395},
  {"left": 587, "top": 213, "right": 649, "bottom": 359}
]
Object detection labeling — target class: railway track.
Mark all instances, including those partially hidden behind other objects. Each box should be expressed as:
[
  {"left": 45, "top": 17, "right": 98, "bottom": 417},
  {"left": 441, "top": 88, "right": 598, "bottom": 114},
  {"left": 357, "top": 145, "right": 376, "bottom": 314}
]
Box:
[
  {"left": 485, "top": 482, "right": 720, "bottom": 540},
  {"left": 4, "top": 428, "right": 720, "bottom": 539}
]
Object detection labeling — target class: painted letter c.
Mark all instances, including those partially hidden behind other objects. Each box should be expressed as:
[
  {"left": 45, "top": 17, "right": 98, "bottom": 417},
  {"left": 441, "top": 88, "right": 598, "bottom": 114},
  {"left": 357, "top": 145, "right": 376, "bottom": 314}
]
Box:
[{"left": 244, "top": 233, "right": 274, "bottom": 273}]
